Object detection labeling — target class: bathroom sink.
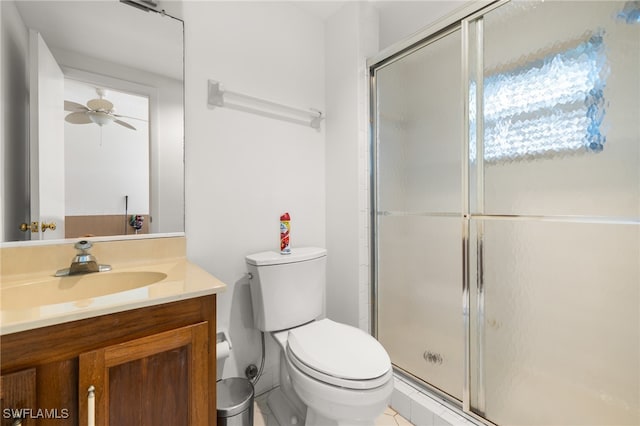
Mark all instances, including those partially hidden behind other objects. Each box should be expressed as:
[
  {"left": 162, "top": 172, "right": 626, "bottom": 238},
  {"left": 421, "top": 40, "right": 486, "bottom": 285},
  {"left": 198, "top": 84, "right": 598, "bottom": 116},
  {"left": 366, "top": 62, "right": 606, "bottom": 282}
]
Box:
[{"left": 1, "top": 271, "right": 168, "bottom": 310}]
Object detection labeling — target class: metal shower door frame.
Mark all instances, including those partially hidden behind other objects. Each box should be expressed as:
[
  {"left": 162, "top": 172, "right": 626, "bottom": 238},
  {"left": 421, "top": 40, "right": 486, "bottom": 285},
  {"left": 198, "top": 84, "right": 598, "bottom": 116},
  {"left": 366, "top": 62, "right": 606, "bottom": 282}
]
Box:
[{"left": 368, "top": 1, "right": 506, "bottom": 422}]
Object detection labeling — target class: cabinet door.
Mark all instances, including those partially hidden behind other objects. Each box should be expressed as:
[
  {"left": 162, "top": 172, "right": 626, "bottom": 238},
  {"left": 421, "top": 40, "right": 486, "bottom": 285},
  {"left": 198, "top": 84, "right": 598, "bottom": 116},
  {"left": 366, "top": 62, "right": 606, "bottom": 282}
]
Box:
[
  {"left": 78, "top": 322, "right": 209, "bottom": 426},
  {"left": 0, "top": 368, "right": 36, "bottom": 426}
]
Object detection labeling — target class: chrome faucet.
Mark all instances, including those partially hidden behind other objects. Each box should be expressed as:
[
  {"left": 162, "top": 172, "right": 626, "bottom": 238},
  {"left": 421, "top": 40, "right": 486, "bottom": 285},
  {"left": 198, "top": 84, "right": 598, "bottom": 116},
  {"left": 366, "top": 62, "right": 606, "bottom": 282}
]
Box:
[{"left": 55, "top": 240, "right": 112, "bottom": 277}]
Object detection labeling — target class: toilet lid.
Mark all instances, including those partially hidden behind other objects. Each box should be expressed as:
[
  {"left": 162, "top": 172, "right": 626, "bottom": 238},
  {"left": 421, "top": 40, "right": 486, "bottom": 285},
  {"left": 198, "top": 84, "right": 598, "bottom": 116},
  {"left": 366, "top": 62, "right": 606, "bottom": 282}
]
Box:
[{"left": 287, "top": 319, "right": 391, "bottom": 384}]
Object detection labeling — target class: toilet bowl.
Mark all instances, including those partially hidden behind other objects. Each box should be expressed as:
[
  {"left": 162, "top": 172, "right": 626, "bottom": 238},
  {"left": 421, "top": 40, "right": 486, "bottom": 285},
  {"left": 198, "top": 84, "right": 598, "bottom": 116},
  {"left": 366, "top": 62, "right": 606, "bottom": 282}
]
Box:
[
  {"left": 246, "top": 248, "right": 394, "bottom": 426},
  {"left": 274, "top": 319, "right": 394, "bottom": 426}
]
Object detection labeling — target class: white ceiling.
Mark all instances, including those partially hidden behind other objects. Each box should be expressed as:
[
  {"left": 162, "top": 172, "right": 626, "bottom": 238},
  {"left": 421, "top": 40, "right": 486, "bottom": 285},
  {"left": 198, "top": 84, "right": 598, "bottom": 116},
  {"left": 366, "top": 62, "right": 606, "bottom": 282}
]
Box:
[
  {"left": 294, "top": 1, "right": 347, "bottom": 20},
  {"left": 15, "top": 0, "right": 183, "bottom": 81}
]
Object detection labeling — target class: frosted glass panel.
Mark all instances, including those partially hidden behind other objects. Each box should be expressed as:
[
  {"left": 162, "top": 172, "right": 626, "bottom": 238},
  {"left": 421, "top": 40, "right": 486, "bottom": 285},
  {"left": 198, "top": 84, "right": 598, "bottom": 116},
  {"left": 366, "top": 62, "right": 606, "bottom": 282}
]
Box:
[
  {"left": 377, "top": 29, "right": 462, "bottom": 214},
  {"left": 472, "top": 219, "right": 639, "bottom": 425},
  {"left": 477, "top": 0, "right": 640, "bottom": 218},
  {"left": 374, "top": 1, "right": 640, "bottom": 422},
  {"left": 375, "top": 27, "right": 463, "bottom": 400},
  {"left": 378, "top": 216, "right": 463, "bottom": 400}
]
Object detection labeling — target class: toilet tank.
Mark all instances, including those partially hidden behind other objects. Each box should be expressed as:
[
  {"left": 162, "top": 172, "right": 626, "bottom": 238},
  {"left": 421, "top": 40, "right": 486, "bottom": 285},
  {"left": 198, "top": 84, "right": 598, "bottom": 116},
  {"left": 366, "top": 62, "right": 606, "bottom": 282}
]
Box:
[{"left": 246, "top": 247, "right": 326, "bottom": 332}]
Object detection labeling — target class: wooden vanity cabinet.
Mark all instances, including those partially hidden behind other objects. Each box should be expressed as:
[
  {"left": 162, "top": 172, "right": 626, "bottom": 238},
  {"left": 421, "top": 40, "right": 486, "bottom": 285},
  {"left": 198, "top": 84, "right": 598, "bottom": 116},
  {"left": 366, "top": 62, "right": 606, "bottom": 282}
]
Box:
[
  {"left": 0, "top": 295, "right": 217, "bottom": 426},
  {"left": 1, "top": 368, "right": 37, "bottom": 426},
  {"left": 79, "top": 322, "right": 208, "bottom": 426}
]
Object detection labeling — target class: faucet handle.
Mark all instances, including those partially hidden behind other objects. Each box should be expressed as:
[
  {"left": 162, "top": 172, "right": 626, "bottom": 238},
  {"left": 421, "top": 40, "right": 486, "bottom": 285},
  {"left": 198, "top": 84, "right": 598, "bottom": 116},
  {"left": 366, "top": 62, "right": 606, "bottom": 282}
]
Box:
[{"left": 74, "top": 240, "right": 93, "bottom": 252}]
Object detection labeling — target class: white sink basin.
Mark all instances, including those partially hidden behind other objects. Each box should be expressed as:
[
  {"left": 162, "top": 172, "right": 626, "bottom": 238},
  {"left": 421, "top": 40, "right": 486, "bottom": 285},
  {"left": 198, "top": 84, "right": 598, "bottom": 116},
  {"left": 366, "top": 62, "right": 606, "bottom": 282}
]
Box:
[{"left": 1, "top": 271, "right": 168, "bottom": 310}]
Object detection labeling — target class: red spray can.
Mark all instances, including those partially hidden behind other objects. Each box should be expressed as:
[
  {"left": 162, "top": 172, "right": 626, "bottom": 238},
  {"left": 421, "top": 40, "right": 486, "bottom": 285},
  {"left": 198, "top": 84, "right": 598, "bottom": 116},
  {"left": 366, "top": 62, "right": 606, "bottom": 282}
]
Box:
[{"left": 280, "top": 212, "right": 291, "bottom": 254}]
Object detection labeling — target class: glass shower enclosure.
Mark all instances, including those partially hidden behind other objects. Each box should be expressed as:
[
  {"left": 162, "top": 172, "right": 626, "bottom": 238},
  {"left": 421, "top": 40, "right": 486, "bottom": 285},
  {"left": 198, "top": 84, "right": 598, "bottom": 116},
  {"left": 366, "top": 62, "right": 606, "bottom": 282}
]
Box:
[{"left": 370, "top": 1, "right": 640, "bottom": 424}]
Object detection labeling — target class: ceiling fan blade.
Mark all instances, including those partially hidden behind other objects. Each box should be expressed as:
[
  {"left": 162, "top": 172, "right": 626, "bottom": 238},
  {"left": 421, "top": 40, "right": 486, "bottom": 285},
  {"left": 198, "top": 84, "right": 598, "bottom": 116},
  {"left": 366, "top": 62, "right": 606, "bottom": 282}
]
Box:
[
  {"left": 64, "top": 100, "right": 89, "bottom": 112},
  {"left": 112, "top": 113, "right": 148, "bottom": 122},
  {"left": 87, "top": 98, "right": 114, "bottom": 111},
  {"left": 114, "top": 119, "right": 137, "bottom": 130},
  {"left": 65, "top": 111, "right": 92, "bottom": 124}
]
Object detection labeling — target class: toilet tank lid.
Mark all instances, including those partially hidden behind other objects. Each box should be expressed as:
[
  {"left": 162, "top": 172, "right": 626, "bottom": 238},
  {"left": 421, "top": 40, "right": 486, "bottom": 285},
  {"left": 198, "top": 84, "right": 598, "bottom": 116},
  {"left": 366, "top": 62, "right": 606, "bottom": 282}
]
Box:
[{"left": 246, "top": 247, "right": 327, "bottom": 266}]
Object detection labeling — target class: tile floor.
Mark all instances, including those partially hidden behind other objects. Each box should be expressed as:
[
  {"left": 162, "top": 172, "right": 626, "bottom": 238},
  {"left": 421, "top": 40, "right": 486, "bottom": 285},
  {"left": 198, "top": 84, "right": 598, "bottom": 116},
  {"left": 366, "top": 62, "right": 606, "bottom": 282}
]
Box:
[
  {"left": 253, "top": 389, "right": 414, "bottom": 426},
  {"left": 252, "top": 390, "right": 276, "bottom": 426}
]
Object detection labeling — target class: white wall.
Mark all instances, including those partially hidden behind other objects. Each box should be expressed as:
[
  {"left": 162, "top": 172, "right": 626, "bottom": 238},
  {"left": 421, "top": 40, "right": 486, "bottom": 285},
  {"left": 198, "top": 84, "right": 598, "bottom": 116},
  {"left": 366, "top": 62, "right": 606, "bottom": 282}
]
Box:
[
  {"left": 325, "top": 2, "right": 378, "bottom": 331},
  {"left": 175, "top": 1, "right": 468, "bottom": 385},
  {"left": 1, "top": 0, "right": 30, "bottom": 242},
  {"left": 183, "top": 1, "right": 325, "bottom": 393}
]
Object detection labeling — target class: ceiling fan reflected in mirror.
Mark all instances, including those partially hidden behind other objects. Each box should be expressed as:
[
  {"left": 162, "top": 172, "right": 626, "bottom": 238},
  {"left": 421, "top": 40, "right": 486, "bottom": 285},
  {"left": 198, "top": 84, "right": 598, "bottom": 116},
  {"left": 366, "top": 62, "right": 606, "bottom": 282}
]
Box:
[{"left": 64, "top": 88, "right": 139, "bottom": 130}]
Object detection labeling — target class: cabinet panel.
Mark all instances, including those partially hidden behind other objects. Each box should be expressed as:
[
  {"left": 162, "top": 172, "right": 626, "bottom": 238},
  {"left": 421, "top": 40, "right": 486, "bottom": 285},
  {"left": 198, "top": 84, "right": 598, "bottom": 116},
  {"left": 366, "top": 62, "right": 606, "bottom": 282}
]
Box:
[
  {"left": 108, "top": 346, "right": 190, "bottom": 425},
  {"left": 0, "top": 368, "right": 36, "bottom": 426},
  {"left": 79, "top": 321, "right": 209, "bottom": 426},
  {"left": 36, "top": 359, "right": 77, "bottom": 426}
]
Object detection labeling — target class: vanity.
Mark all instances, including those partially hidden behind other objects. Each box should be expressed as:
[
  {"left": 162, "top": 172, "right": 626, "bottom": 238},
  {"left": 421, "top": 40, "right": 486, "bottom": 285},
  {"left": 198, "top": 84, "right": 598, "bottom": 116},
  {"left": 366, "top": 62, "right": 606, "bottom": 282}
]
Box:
[
  {"left": 0, "top": 236, "right": 226, "bottom": 426},
  {"left": 0, "top": 2, "right": 220, "bottom": 423}
]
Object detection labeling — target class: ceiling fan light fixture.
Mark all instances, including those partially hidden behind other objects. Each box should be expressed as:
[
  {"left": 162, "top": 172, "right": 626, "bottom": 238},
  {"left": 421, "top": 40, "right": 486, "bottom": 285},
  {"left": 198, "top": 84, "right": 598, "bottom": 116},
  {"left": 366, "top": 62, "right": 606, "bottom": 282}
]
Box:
[
  {"left": 88, "top": 111, "right": 115, "bottom": 126},
  {"left": 65, "top": 90, "right": 138, "bottom": 130}
]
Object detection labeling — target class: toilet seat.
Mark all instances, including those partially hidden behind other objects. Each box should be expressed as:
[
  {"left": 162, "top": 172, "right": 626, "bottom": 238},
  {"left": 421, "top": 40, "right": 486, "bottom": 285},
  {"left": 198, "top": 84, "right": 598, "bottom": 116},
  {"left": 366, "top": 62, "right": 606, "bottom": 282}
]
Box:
[{"left": 286, "top": 319, "right": 392, "bottom": 390}]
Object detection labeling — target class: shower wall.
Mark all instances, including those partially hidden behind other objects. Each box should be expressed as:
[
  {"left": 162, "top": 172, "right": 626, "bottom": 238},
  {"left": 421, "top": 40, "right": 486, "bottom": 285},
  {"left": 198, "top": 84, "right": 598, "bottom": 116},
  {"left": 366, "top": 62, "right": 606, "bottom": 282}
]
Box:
[{"left": 373, "top": 1, "right": 640, "bottom": 424}]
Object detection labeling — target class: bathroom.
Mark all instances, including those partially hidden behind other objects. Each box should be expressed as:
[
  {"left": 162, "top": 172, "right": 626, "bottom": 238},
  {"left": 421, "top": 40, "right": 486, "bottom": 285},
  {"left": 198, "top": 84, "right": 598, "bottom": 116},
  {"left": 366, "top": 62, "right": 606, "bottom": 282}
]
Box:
[{"left": 1, "top": 1, "right": 639, "bottom": 425}]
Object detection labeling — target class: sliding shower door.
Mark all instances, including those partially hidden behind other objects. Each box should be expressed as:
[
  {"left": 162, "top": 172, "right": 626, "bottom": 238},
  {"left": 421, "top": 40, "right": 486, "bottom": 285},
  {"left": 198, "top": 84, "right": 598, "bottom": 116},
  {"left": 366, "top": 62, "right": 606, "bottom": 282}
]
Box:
[
  {"left": 372, "top": 1, "right": 640, "bottom": 424},
  {"left": 467, "top": 1, "right": 640, "bottom": 424},
  {"left": 374, "top": 27, "right": 464, "bottom": 400}
]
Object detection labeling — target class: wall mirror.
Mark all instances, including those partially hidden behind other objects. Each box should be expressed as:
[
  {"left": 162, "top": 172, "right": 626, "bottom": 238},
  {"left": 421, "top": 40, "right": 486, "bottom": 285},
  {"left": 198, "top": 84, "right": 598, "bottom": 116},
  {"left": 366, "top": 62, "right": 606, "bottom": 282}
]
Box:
[{"left": 1, "top": 0, "right": 184, "bottom": 243}]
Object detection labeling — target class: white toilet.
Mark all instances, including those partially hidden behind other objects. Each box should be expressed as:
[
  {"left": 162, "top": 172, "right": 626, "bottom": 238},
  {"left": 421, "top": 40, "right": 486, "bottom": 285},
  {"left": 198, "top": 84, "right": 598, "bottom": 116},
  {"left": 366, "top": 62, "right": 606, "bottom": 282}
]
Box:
[{"left": 246, "top": 247, "right": 394, "bottom": 426}]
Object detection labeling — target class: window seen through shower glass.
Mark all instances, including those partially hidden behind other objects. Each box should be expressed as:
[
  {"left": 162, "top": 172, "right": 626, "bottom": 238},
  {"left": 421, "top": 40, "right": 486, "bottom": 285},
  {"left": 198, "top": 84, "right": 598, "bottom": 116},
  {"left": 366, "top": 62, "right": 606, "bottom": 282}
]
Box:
[
  {"left": 469, "top": 34, "right": 607, "bottom": 163},
  {"left": 476, "top": 0, "right": 640, "bottom": 218}
]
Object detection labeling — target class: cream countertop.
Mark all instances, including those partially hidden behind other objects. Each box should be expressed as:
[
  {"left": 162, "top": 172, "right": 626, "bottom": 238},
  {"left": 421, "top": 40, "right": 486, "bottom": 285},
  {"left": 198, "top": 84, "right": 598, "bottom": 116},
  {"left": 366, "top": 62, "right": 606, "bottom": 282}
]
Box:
[{"left": 0, "top": 236, "right": 226, "bottom": 335}]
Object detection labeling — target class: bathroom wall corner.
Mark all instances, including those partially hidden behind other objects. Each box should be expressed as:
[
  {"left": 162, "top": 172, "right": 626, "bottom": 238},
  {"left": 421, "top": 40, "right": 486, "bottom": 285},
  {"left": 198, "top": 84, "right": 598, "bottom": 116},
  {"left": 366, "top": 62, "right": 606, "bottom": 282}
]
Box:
[{"left": 325, "top": 1, "right": 379, "bottom": 332}]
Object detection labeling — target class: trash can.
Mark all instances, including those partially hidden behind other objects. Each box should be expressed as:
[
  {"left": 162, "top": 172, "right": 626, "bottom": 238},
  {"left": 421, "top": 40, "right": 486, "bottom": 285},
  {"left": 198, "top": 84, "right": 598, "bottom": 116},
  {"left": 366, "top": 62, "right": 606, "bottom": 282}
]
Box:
[{"left": 217, "top": 377, "right": 254, "bottom": 426}]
